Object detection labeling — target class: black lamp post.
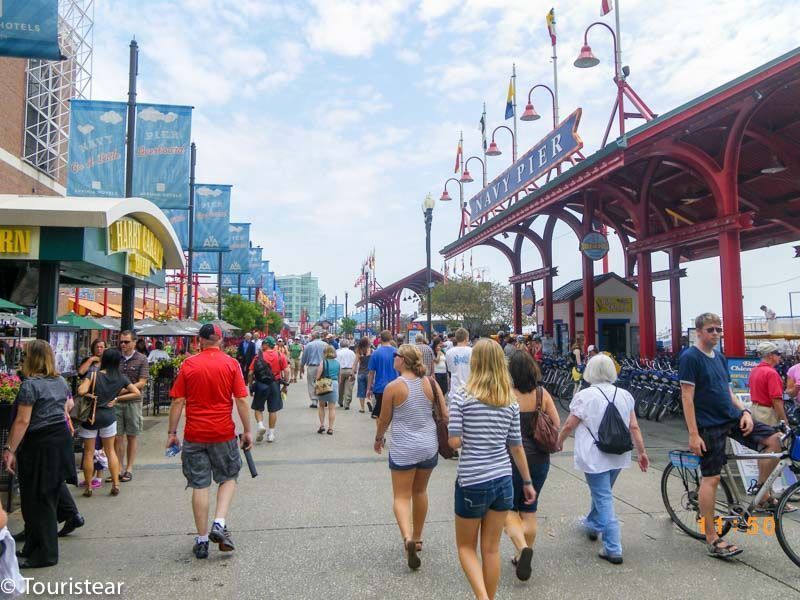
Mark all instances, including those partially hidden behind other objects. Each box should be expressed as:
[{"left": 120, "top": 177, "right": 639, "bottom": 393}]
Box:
[{"left": 422, "top": 193, "right": 436, "bottom": 338}]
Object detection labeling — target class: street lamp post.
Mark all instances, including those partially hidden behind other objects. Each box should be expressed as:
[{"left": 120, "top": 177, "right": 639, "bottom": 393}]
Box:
[
  {"left": 486, "top": 125, "right": 517, "bottom": 162},
  {"left": 520, "top": 84, "right": 559, "bottom": 129},
  {"left": 440, "top": 177, "right": 467, "bottom": 237},
  {"left": 422, "top": 193, "right": 436, "bottom": 339},
  {"left": 459, "top": 156, "right": 487, "bottom": 188}
]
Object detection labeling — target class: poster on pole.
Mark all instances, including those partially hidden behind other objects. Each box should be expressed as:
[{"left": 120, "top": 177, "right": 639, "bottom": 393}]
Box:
[
  {"left": 247, "top": 248, "right": 262, "bottom": 280},
  {"left": 0, "top": 0, "right": 62, "bottom": 60},
  {"left": 163, "top": 209, "right": 189, "bottom": 250},
  {"left": 66, "top": 100, "right": 127, "bottom": 197},
  {"left": 193, "top": 184, "right": 231, "bottom": 251},
  {"left": 132, "top": 104, "right": 192, "bottom": 209},
  {"left": 191, "top": 251, "right": 220, "bottom": 274},
  {"left": 222, "top": 223, "right": 250, "bottom": 274}
]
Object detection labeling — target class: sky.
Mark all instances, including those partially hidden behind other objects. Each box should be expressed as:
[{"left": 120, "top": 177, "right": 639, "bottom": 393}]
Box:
[{"left": 91, "top": 0, "right": 800, "bottom": 334}]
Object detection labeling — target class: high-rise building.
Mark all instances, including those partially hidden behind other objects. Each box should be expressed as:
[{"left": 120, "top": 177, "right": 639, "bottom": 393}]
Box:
[{"left": 275, "top": 272, "right": 320, "bottom": 323}]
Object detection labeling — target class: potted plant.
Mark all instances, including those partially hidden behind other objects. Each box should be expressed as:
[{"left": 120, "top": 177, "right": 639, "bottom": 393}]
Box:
[{"left": 0, "top": 373, "right": 21, "bottom": 429}]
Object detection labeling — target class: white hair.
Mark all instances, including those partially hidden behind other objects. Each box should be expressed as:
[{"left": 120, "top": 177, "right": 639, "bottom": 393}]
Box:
[{"left": 583, "top": 353, "right": 617, "bottom": 385}]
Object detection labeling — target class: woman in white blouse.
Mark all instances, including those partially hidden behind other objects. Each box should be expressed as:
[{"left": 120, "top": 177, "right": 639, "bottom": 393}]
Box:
[{"left": 556, "top": 353, "right": 648, "bottom": 565}]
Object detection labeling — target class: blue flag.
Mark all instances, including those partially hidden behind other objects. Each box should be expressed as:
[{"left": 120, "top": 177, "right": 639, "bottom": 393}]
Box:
[
  {"left": 132, "top": 104, "right": 192, "bottom": 209},
  {"left": 248, "top": 248, "right": 263, "bottom": 279},
  {"left": 0, "top": 0, "right": 62, "bottom": 60},
  {"left": 66, "top": 100, "right": 126, "bottom": 197},
  {"left": 192, "top": 251, "right": 220, "bottom": 274},
  {"left": 222, "top": 223, "right": 250, "bottom": 274},
  {"left": 163, "top": 209, "right": 189, "bottom": 250},
  {"left": 193, "top": 184, "right": 231, "bottom": 251},
  {"left": 505, "top": 77, "right": 514, "bottom": 120}
]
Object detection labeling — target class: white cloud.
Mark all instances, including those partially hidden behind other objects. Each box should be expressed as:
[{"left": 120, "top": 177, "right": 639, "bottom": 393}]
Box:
[
  {"left": 396, "top": 48, "right": 421, "bottom": 64},
  {"left": 196, "top": 187, "right": 222, "bottom": 197},
  {"left": 99, "top": 110, "right": 123, "bottom": 125},
  {"left": 138, "top": 106, "right": 178, "bottom": 123},
  {"left": 77, "top": 124, "right": 94, "bottom": 135}
]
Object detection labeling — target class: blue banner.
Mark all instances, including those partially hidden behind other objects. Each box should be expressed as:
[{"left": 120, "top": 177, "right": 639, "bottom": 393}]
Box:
[
  {"left": 163, "top": 209, "right": 189, "bottom": 250},
  {"left": 468, "top": 109, "right": 583, "bottom": 223},
  {"left": 192, "top": 251, "right": 220, "bottom": 274},
  {"left": 0, "top": 0, "right": 62, "bottom": 60},
  {"left": 193, "top": 184, "right": 231, "bottom": 250},
  {"left": 248, "top": 248, "right": 263, "bottom": 277},
  {"left": 266, "top": 270, "right": 276, "bottom": 292},
  {"left": 222, "top": 223, "right": 250, "bottom": 274},
  {"left": 728, "top": 357, "right": 759, "bottom": 394},
  {"left": 66, "top": 100, "right": 127, "bottom": 197},
  {"left": 132, "top": 104, "right": 192, "bottom": 209},
  {"left": 220, "top": 274, "right": 235, "bottom": 290}
]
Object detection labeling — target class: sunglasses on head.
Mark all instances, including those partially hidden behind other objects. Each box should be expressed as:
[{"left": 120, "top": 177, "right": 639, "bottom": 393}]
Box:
[
  {"left": 393, "top": 352, "right": 400, "bottom": 358},
  {"left": 704, "top": 327, "right": 723, "bottom": 334}
]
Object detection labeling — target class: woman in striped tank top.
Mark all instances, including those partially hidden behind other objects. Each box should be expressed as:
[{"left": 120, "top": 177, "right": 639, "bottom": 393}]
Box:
[{"left": 374, "top": 344, "right": 448, "bottom": 571}]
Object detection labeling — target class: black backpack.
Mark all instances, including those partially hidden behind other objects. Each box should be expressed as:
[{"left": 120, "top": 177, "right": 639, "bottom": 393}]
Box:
[
  {"left": 253, "top": 352, "right": 275, "bottom": 385},
  {"left": 586, "top": 386, "right": 633, "bottom": 455}
]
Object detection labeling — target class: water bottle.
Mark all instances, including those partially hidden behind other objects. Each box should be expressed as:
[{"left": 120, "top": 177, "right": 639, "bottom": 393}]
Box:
[{"left": 165, "top": 442, "right": 181, "bottom": 458}]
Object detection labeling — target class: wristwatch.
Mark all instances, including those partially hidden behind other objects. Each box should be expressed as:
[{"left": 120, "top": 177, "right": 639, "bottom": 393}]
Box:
[
  {"left": 375, "top": 436, "right": 385, "bottom": 443},
  {"left": 741, "top": 408, "right": 752, "bottom": 417},
  {"left": 2, "top": 446, "right": 14, "bottom": 453},
  {"left": 522, "top": 480, "right": 533, "bottom": 486}
]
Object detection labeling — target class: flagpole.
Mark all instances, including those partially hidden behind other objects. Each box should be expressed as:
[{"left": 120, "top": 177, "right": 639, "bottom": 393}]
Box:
[
  {"left": 512, "top": 63, "right": 518, "bottom": 161},
  {"left": 551, "top": 34, "right": 560, "bottom": 126},
  {"left": 459, "top": 130, "right": 464, "bottom": 173},
  {"left": 614, "top": 0, "right": 623, "bottom": 80},
  {"left": 481, "top": 102, "right": 487, "bottom": 188}
]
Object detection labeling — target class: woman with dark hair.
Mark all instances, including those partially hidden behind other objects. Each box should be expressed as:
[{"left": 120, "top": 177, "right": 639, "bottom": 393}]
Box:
[
  {"left": 77, "top": 348, "right": 140, "bottom": 497},
  {"left": 432, "top": 337, "right": 449, "bottom": 397},
  {"left": 503, "top": 351, "right": 560, "bottom": 581},
  {"left": 3, "top": 340, "right": 78, "bottom": 568},
  {"left": 77, "top": 338, "right": 105, "bottom": 378},
  {"left": 135, "top": 339, "right": 149, "bottom": 357},
  {"left": 353, "top": 337, "right": 372, "bottom": 414}
]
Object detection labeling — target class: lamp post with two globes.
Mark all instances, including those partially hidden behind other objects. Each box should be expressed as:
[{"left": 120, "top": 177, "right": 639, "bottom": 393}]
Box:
[{"left": 422, "top": 193, "right": 436, "bottom": 338}]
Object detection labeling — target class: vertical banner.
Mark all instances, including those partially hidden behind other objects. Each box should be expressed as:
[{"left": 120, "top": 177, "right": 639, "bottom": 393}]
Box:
[
  {"left": 0, "top": 0, "right": 62, "bottom": 60},
  {"left": 132, "top": 104, "right": 193, "bottom": 209},
  {"left": 66, "top": 100, "right": 127, "bottom": 197},
  {"left": 163, "top": 209, "right": 189, "bottom": 250},
  {"left": 193, "top": 184, "right": 231, "bottom": 250},
  {"left": 223, "top": 223, "right": 250, "bottom": 274},
  {"left": 248, "top": 248, "right": 263, "bottom": 277},
  {"left": 191, "top": 251, "right": 220, "bottom": 274}
]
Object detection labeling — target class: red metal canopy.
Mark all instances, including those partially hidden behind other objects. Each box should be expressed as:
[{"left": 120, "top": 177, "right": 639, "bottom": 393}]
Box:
[{"left": 356, "top": 268, "right": 443, "bottom": 334}]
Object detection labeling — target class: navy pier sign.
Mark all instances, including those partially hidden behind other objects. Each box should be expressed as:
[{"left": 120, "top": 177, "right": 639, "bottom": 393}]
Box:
[{"left": 468, "top": 108, "right": 583, "bottom": 223}]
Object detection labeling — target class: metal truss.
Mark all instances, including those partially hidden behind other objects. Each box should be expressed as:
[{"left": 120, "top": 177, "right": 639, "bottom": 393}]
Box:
[{"left": 22, "top": 0, "right": 94, "bottom": 182}]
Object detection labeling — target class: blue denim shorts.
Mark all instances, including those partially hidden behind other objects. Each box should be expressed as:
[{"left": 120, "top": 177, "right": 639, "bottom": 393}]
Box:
[
  {"left": 512, "top": 461, "right": 550, "bottom": 513},
  {"left": 357, "top": 373, "right": 368, "bottom": 398},
  {"left": 388, "top": 452, "right": 438, "bottom": 471},
  {"left": 454, "top": 475, "right": 514, "bottom": 519}
]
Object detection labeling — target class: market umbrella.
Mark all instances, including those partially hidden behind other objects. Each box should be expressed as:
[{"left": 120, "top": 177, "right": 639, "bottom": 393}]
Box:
[
  {"left": 0, "top": 313, "right": 34, "bottom": 329},
  {"left": 175, "top": 319, "right": 202, "bottom": 334},
  {"left": 94, "top": 316, "right": 121, "bottom": 330},
  {"left": 134, "top": 318, "right": 162, "bottom": 331},
  {"left": 57, "top": 313, "right": 106, "bottom": 331},
  {"left": 136, "top": 322, "right": 195, "bottom": 337},
  {"left": 209, "top": 319, "right": 240, "bottom": 334},
  {"left": 0, "top": 298, "right": 24, "bottom": 311}
]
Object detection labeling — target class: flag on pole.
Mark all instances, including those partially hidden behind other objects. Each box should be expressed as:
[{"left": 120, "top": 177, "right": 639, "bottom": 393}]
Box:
[
  {"left": 454, "top": 137, "right": 462, "bottom": 173},
  {"left": 505, "top": 76, "right": 514, "bottom": 120},
  {"left": 479, "top": 111, "right": 487, "bottom": 151},
  {"left": 601, "top": 0, "right": 613, "bottom": 16},
  {"left": 546, "top": 8, "right": 556, "bottom": 46}
]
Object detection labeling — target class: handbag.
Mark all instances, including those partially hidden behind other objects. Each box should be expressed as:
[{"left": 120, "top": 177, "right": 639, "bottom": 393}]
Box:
[
  {"left": 314, "top": 361, "right": 334, "bottom": 396},
  {"left": 428, "top": 376, "right": 455, "bottom": 459},
  {"left": 77, "top": 371, "right": 98, "bottom": 425},
  {"left": 530, "top": 386, "right": 559, "bottom": 453}
]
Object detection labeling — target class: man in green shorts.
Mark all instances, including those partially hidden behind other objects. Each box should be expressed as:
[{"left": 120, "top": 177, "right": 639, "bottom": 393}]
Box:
[
  {"left": 116, "top": 330, "right": 149, "bottom": 482},
  {"left": 289, "top": 338, "right": 303, "bottom": 383}
]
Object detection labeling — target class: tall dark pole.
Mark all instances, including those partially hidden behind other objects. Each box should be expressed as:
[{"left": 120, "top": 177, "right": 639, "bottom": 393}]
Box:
[
  {"left": 217, "top": 252, "right": 223, "bottom": 319},
  {"left": 186, "top": 142, "right": 197, "bottom": 319},
  {"left": 365, "top": 271, "right": 370, "bottom": 337},
  {"left": 345, "top": 292, "right": 348, "bottom": 320},
  {"left": 334, "top": 295, "right": 338, "bottom": 335},
  {"left": 121, "top": 39, "right": 139, "bottom": 333},
  {"left": 425, "top": 206, "right": 433, "bottom": 338}
]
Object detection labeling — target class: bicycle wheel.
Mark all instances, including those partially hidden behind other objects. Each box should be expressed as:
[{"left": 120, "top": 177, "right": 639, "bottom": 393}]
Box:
[
  {"left": 655, "top": 401, "right": 670, "bottom": 422},
  {"left": 775, "top": 480, "right": 800, "bottom": 568},
  {"left": 647, "top": 395, "right": 664, "bottom": 421},
  {"left": 661, "top": 463, "right": 734, "bottom": 540},
  {"left": 557, "top": 382, "right": 574, "bottom": 412},
  {"left": 635, "top": 391, "right": 651, "bottom": 418}
]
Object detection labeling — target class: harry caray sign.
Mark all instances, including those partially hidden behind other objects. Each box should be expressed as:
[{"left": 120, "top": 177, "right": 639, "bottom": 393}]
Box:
[{"left": 468, "top": 108, "right": 583, "bottom": 223}]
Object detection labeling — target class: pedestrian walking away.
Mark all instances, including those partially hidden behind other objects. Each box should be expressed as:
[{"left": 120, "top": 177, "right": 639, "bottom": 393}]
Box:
[
  {"left": 336, "top": 339, "right": 356, "bottom": 409},
  {"left": 556, "top": 353, "right": 649, "bottom": 565},
  {"left": 503, "top": 350, "right": 560, "bottom": 581},
  {"left": 367, "top": 330, "right": 399, "bottom": 418},
  {"left": 248, "top": 336, "right": 290, "bottom": 443},
  {"left": 373, "top": 344, "right": 448, "bottom": 570},
  {"left": 301, "top": 331, "right": 328, "bottom": 408},
  {"left": 432, "top": 338, "right": 449, "bottom": 397},
  {"left": 289, "top": 338, "right": 303, "bottom": 383},
  {"left": 748, "top": 341, "right": 787, "bottom": 426},
  {"left": 316, "top": 345, "right": 340, "bottom": 434},
  {"left": 353, "top": 337, "right": 373, "bottom": 413},
  {"left": 445, "top": 328, "right": 472, "bottom": 404},
  {"left": 448, "top": 339, "right": 537, "bottom": 600},
  {"left": 167, "top": 323, "right": 253, "bottom": 559}
]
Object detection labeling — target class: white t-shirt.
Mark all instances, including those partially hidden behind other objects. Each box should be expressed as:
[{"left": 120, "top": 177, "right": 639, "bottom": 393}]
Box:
[
  {"left": 147, "top": 349, "right": 170, "bottom": 363},
  {"left": 336, "top": 347, "right": 356, "bottom": 370},
  {"left": 433, "top": 351, "right": 447, "bottom": 374},
  {"left": 569, "top": 383, "right": 635, "bottom": 474},
  {"left": 446, "top": 345, "right": 472, "bottom": 397}
]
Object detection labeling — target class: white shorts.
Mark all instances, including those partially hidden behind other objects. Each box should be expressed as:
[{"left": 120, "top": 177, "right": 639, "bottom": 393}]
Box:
[{"left": 78, "top": 422, "right": 117, "bottom": 439}]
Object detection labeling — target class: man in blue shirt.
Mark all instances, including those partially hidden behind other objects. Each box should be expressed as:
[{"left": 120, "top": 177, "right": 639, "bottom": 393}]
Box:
[
  {"left": 679, "top": 312, "right": 781, "bottom": 560},
  {"left": 366, "top": 330, "right": 398, "bottom": 418}
]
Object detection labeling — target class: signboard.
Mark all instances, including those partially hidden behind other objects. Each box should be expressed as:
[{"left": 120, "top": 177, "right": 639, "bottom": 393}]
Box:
[
  {"left": 522, "top": 285, "right": 535, "bottom": 316},
  {"left": 0, "top": 0, "right": 62, "bottom": 60},
  {"left": 595, "top": 296, "right": 633, "bottom": 314},
  {"left": 580, "top": 231, "right": 610, "bottom": 260},
  {"left": 728, "top": 356, "right": 759, "bottom": 393},
  {"left": 163, "top": 209, "right": 188, "bottom": 250},
  {"left": 193, "top": 184, "right": 231, "bottom": 250},
  {"left": 66, "top": 100, "right": 127, "bottom": 198},
  {"left": 0, "top": 226, "right": 40, "bottom": 260},
  {"left": 407, "top": 322, "right": 425, "bottom": 342},
  {"left": 468, "top": 109, "right": 582, "bottom": 222},
  {"left": 222, "top": 223, "right": 250, "bottom": 274},
  {"left": 108, "top": 218, "right": 165, "bottom": 279},
  {"left": 132, "top": 104, "right": 193, "bottom": 210}
]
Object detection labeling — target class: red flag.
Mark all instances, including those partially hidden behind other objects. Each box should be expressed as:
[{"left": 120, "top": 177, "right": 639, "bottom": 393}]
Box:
[
  {"left": 454, "top": 138, "right": 462, "bottom": 173},
  {"left": 601, "top": 0, "right": 612, "bottom": 16},
  {"left": 546, "top": 9, "right": 556, "bottom": 47}
]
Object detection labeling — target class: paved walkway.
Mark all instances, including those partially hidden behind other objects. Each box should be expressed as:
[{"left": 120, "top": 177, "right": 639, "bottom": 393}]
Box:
[{"left": 10, "top": 382, "right": 800, "bottom": 599}]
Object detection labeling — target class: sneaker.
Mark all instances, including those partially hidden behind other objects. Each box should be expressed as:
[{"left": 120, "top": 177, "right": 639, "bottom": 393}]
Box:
[
  {"left": 366, "top": 401, "right": 373, "bottom": 413},
  {"left": 193, "top": 539, "right": 209, "bottom": 559},
  {"left": 256, "top": 424, "right": 266, "bottom": 443},
  {"left": 309, "top": 403, "right": 318, "bottom": 409},
  {"left": 208, "top": 522, "right": 235, "bottom": 551},
  {"left": 266, "top": 431, "right": 275, "bottom": 443},
  {"left": 91, "top": 478, "right": 103, "bottom": 489},
  {"left": 598, "top": 550, "right": 623, "bottom": 565}
]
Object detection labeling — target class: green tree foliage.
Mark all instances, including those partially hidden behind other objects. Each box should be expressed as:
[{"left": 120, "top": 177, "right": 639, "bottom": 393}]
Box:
[
  {"left": 197, "top": 310, "right": 217, "bottom": 323},
  {"left": 221, "top": 293, "right": 264, "bottom": 333},
  {"left": 264, "top": 310, "right": 284, "bottom": 335},
  {"left": 421, "top": 276, "right": 513, "bottom": 333},
  {"left": 340, "top": 317, "right": 357, "bottom": 335}
]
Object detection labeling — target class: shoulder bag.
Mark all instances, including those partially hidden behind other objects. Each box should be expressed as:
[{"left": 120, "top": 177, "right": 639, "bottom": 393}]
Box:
[
  {"left": 428, "top": 376, "right": 455, "bottom": 459},
  {"left": 77, "top": 371, "right": 98, "bottom": 425},
  {"left": 530, "top": 386, "right": 559, "bottom": 453},
  {"left": 315, "top": 360, "right": 334, "bottom": 396}
]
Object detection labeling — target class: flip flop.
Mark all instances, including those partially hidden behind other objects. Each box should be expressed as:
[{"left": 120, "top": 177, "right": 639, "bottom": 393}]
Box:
[
  {"left": 119, "top": 472, "right": 133, "bottom": 483},
  {"left": 405, "top": 539, "right": 420, "bottom": 570}
]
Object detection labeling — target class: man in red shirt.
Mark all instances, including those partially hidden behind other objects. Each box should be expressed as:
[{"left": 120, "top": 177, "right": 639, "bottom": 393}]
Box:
[
  {"left": 168, "top": 324, "right": 252, "bottom": 560},
  {"left": 749, "top": 341, "right": 786, "bottom": 426},
  {"left": 248, "top": 336, "right": 289, "bottom": 443}
]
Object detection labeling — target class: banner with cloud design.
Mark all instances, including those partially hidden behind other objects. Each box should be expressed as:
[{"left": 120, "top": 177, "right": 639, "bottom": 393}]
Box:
[
  {"left": 163, "top": 209, "right": 189, "bottom": 250},
  {"left": 222, "top": 223, "right": 250, "bottom": 274},
  {"left": 0, "top": 0, "right": 62, "bottom": 60},
  {"left": 132, "top": 103, "right": 193, "bottom": 209},
  {"left": 66, "top": 100, "right": 127, "bottom": 197},
  {"left": 247, "top": 247, "right": 263, "bottom": 282},
  {"left": 193, "top": 183, "right": 231, "bottom": 251}
]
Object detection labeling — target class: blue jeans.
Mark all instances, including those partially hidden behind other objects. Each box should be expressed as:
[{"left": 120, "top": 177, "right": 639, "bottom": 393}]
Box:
[
  {"left": 583, "top": 469, "right": 622, "bottom": 557},
  {"left": 454, "top": 475, "right": 514, "bottom": 519}
]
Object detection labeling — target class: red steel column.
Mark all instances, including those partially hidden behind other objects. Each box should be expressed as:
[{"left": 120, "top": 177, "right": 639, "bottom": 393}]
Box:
[
  {"left": 720, "top": 230, "right": 745, "bottom": 355},
  {"left": 582, "top": 195, "right": 596, "bottom": 351},
  {"left": 637, "top": 251, "right": 656, "bottom": 358},
  {"left": 396, "top": 296, "right": 401, "bottom": 336},
  {"left": 669, "top": 248, "right": 683, "bottom": 353}
]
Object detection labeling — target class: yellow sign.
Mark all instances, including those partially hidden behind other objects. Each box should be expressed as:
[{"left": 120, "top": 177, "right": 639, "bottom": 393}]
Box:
[
  {"left": 109, "top": 218, "right": 164, "bottom": 279},
  {"left": 0, "top": 227, "right": 40, "bottom": 260},
  {"left": 595, "top": 296, "right": 633, "bottom": 314}
]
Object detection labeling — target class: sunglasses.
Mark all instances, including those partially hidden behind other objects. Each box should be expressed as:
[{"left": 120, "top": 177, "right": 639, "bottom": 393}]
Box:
[
  {"left": 393, "top": 352, "right": 400, "bottom": 358},
  {"left": 119, "top": 340, "right": 132, "bottom": 344},
  {"left": 704, "top": 327, "right": 723, "bottom": 334}
]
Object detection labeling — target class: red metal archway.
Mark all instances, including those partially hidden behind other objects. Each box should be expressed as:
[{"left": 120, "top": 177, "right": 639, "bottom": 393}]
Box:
[{"left": 356, "top": 268, "right": 444, "bottom": 335}]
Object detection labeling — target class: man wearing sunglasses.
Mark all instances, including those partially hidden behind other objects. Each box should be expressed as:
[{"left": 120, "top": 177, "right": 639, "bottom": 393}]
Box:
[
  {"left": 679, "top": 313, "right": 783, "bottom": 560},
  {"left": 115, "top": 330, "right": 150, "bottom": 483}
]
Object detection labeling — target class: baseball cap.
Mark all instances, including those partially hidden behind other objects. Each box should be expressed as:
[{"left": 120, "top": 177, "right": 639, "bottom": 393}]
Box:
[
  {"left": 587, "top": 344, "right": 597, "bottom": 353},
  {"left": 199, "top": 323, "right": 222, "bottom": 340},
  {"left": 757, "top": 341, "right": 780, "bottom": 357},
  {"left": 264, "top": 336, "right": 277, "bottom": 348}
]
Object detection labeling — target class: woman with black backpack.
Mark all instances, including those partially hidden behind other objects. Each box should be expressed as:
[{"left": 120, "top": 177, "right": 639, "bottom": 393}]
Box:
[{"left": 555, "top": 353, "right": 648, "bottom": 566}]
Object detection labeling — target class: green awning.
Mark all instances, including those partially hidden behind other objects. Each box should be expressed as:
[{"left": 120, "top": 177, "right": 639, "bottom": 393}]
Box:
[
  {"left": 57, "top": 313, "right": 106, "bottom": 330},
  {"left": 0, "top": 298, "right": 24, "bottom": 311}
]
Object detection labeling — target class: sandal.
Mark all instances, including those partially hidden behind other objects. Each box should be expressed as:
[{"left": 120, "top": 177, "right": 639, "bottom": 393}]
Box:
[
  {"left": 707, "top": 538, "right": 742, "bottom": 559},
  {"left": 404, "top": 539, "right": 421, "bottom": 570},
  {"left": 82, "top": 488, "right": 92, "bottom": 498},
  {"left": 326, "top": 429, "right": 334, "bottom": 435},
  {"left": 415, "top": 540, "right": 423, "bottom": 552},
  {"left": 317, "top": 426, "right": 325, "bottom": 434},
  {"left": 515, "top": 547, "right": 533, "bottom": 581},
  {"left": 110, "top": 486, "right": 120, "bottom": 496},
  {"left": 119, "top": 472, "right": 132, "bottom": 483},
  {"left": 756, "top": 496, "right": 798, "bottom": 513},
  {"left": 104, "top": 475, "right": 114, "bottom": 483}
]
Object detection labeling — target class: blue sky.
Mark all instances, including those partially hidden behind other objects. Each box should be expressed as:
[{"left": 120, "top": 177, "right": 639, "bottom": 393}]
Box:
[{"left": 92, "top": 0, "right": 800, "bottom": 333}]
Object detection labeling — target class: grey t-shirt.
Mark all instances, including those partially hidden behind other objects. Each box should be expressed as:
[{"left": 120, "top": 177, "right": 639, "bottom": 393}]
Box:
[{"left": 15, "top": 376, "right": 70, "bottom": 432}]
